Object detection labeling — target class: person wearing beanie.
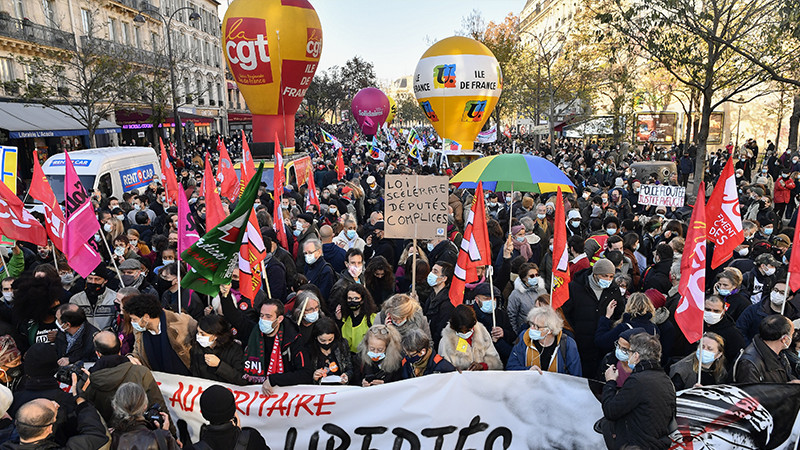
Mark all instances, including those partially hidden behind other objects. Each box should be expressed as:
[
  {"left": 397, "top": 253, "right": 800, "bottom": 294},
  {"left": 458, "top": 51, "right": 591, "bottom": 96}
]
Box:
[
  {"left": 563, "top": 257, "right": 625, "bottom": 378},
  {"left": 193, "top": 385, "right": 270, "bottom": 450}
]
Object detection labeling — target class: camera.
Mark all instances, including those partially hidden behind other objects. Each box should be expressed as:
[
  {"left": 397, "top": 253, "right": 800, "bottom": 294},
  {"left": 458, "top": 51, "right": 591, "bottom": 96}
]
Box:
[
  {"left": 55, "top": 362, "right": 86, "bottom": 386},
  {"left": 145, "top": 403, "right": 163, "bottom": 429}
]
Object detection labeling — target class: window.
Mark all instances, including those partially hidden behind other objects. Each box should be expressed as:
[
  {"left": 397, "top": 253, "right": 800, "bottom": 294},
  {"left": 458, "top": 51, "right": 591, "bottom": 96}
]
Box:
[
  {"left": 0, "top": 58, "right": 14, "bottom": 83},
  {"left": 216, "top": 83, "right": 222, "bottom": 106},
  {"left": 81, "top": 9, "right": 91, "bottom": 34},
  {"left": 207, "top": 80, "right": 213, "bottom": 103},
  {"left": 108, "top": 18, "right": 116, "bottom": 41},
  {"left": 121, "top": 22, "right": 130, "bottom": 45},
  {"left": 42, "top": 0, "right": 54, "bottom": 24},
  {"left": 151, "top": 31, "right": 158, "bottom": 52},
  {"left": 14, "top": 0, "right": 24, "bottom": 19},
  {"left": 134, "top": 26, "right": 142, "bottom": 48}
]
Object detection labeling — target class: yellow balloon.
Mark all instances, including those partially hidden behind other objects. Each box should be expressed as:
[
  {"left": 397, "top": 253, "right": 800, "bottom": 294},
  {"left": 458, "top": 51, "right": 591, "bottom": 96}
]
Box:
[
  {"left": 385, "top": 96, "right": 397, "bottom": 125},
  {"left": 222, "top": 0, "right": 322, "bottom": 148},
  {"left": 413, "top": 36, "right": 502, "bottom": 151}
]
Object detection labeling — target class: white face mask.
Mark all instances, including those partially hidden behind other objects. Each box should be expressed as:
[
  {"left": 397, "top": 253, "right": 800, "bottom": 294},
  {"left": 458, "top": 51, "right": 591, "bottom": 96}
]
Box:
[
  {"left": 771, "top": 291, "right": 786, "bottom": 305},
  {"left": 704, "top": 311, "right": 723, "bottom": 325},
  {"left": 196, "top": 335, "right": 213, "bottom": 348}
]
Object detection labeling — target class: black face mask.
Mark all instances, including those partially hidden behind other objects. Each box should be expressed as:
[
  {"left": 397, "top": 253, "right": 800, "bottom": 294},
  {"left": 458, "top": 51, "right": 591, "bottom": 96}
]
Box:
[
  {"left": 85, "top": 282, "right": 103, "bottom": 296},
  {"left": 347, "top": 301, "right": 362, "bottom": 311},
  {"left": 231, "top": 280, "right": 240, "bottom": 291},
  {"left": 155, "top": 277, "right": 172, "bottom": 291},
  {"left": 319, "top": 341, "right": 334, "bottom": 351}
]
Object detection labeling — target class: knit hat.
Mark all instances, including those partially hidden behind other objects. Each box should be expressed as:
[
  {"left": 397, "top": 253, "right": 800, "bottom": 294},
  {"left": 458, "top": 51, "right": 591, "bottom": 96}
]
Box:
[
  {"left": 297, "top": 213, "right": 314, "bottom": 225},
  {"left": 0, "top": 385, "right": 11, "bottom": 416},
  {"left": 644, "top": 288, "right": 667, "bottom": 309},
  {"left": 619, "top": 327, "right": 647, "bottom": 343},
  {"left": 473, "top": 283, "right": 501, "bottom": 299},
  {"left": 592, "top": 258, "right": 615, "bottom": 276},
  {"left": 200, "top": 385, "right": 236, "bottom": 425},
  {"left": 23, "top": 343, "right": 59, "bottom": 378}
]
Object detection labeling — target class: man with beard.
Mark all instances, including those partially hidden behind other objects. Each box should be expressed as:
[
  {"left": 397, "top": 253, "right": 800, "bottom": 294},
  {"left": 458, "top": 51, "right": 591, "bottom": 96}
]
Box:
[
  {"left": 118, "top": 259, "right": 157, "bottom": 297},
  {"left": 69, "top": 265, "right": 118, "bottom": 331}
]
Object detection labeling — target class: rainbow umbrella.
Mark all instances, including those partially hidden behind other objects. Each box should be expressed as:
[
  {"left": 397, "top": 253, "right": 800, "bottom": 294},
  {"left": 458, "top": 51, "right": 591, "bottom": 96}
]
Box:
[{"left": 450, "top": 154, "right": 575, "bottom": 193}]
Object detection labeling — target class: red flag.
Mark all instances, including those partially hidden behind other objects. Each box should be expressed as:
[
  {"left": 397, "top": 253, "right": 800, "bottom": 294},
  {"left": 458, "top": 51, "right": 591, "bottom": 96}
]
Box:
[
  {"left": 351, "top": 132, "right": 359, "bottom": 146},
  {"left": 169, "top": 141, "right": 177, "bottom": 159},
  {"left": 241, "top": 130, "right": 256, "bottom": 183},
  {"left": 789, "top": 215, "right": 800, "bottom": 293},
  {"left": 707, "top": 154, "right": 743, "bottom": 269},
  {"left": 239, "top": 213, "right": 266, "bottom": 301},
  {"left": 29, "top": 150, "right": 64, "bottom": 250},
  {"left": 336, "top": 148, "right": 345, "bottom": 180},
  {"left": 0, "top": 181, "right": 46, "bottom": 246},
  {"left": 311, "top": 141, "right": 323, "bottom": 158},
  {"left": 159, "top": 138, "right": 180, "bottom": 206},
  {"left": 306, "top": 165, "right": 320, "bottom": 210},
  {"left": 449, "top": 183, "right": 491, "bottom": 306},
  {"left": 203, "top": 152, "right": 225, "bottom": 231},
  {"left": 273, "top": 134, "right": 288, "bottom": 250},
  {"left": 216, "top": 137, "right": 239, "bottom": 201},
  {"left": 676, "top": 182, "right": 707, "bottom": 344},
  {"left": 551, "top": 188, "right": 571, "bottom": 309},
  {"left": 503, "top": 126, "right": 512, "bottom": 139}
]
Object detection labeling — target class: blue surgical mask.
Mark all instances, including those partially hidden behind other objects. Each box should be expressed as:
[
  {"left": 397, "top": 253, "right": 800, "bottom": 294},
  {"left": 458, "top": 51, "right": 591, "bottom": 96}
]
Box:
[
  {"left": 606, "top": 228, "right": 617, "bottom": 236},
  {"left": 764, "top": 228, "right": 773, "bottom": 236},
  {"left": 427, "top": 243, "right": 435, "bottom": 252},
  {"left": 598, "top": 278, "right": 612, "bottom": 289},
  {"left": 367, "top": 351, "right": 385, "bottom": 361},
  {"left": 615, "top": 347, "right": 629, "bottom": 362},
  {"left": 479, "top": 300, "right": 495, "bottom": 313},
  {"left": 627, "top": 361, "right": 636, "bottom": 370},
  {"left": 132, "top": 321, "right": 146, "bottom": 333},
  {"left": 515, "top": 236, "right": 525, "bottom": 243},
  {"left": 528, "top": 328, "right": 544, "bottom": 341},
  {"left": 259, "top": 318, "right": 275, "bottom": 335},
  {"left": 528, "top": 277, "right": 540, "bottom": 287},
  {"left": 696, "top": 348, "right": 716, "bottom": 365},
  {"left": 304, "top": 311, "right": 319, "bottom": 323},
  {"left": 293, "top": 229, "right": 302, "bottom": 237},
  {"left": 305, "top": 253, "right": 318, "bottom": 265},
  {"left": 346, "top": 229, "right": 357, "bottom": 240},
  {"left": 427, "top": 272, "right": 440, "bottom": 287}
]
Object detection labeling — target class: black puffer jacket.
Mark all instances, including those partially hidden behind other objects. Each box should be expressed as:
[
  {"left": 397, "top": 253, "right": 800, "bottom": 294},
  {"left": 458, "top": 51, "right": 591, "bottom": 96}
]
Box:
[
  {"left": 601, "top": 360, "right": 676, "bottom": 449},
  {"left": 562, "top": 269, "right": 625, "bottom": 377},
  {"left": 641, "top": 259, "right": 673, "bottom": 294}
]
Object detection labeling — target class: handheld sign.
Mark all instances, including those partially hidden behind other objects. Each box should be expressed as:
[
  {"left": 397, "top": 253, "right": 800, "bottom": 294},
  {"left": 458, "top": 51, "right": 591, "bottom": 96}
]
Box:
[
  {"left": 384, "top": 175, "right": 449, "bottom": 240},
  {"left": 638, "top": 184, "right": 686, "bottom": 208}
]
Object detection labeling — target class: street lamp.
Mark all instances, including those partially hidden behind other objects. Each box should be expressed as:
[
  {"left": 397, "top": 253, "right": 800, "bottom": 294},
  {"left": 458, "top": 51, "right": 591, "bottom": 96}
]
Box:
[
  {"left": 735, "top": 95, "right": 745, "bottom": 150},
  {"left": 134, "top": 7, "right": 201, "bottom": 159}
]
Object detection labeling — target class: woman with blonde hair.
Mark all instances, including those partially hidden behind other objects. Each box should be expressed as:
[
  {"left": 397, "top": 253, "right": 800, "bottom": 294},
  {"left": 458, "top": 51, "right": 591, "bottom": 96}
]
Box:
[
  {"left": 594, "top": 292, "right": 658, "bottom": 353},
  {"left": 377, "top": 294, "right": 431, "bottom": 340},
  {"left": 105, "top": 217, "right": 125, "bottom": 243},
  {"left": 669, "top": 332, "right": 728, "bottom": 390},
  {"left": 507, "top": 306, "right": 582, "bottom": 375},
  {"left": 356, "top": 324, "right": 404, "bottom": 386}
]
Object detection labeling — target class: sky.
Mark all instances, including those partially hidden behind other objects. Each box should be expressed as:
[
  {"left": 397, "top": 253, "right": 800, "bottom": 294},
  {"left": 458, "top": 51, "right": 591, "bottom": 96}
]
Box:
[{"left": 218, "top": 0, "right": 522, "bottom": 82}]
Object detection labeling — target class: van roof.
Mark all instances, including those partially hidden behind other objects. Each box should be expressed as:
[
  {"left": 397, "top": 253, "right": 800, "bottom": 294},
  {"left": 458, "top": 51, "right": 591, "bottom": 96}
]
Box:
[{"left": 42, "top": 147, "right": 158, "bottom": 175}]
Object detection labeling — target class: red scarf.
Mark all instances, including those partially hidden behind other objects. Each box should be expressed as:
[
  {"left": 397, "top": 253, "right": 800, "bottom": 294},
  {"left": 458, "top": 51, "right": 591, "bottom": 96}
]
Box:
[{"left": 267, "top": 331, "right": 284, "bottom": 376}]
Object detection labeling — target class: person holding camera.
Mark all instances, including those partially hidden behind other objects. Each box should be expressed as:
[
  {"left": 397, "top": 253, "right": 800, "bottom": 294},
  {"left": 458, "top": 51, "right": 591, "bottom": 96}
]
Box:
[
  {"left": 54, "top": 305, "right": 98, "bottom": 367},
  {"left": 109, "top": 382, "right": 178, "bottom": 450},
  {"left": 185, "top": 385, "right": 269, "bottom": 450}
]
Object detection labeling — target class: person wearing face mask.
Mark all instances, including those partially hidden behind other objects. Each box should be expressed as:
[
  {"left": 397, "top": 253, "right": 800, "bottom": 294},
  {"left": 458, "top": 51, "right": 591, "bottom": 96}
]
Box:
[
  {"left": 293, "top": 213, "right": 319, "bottom": 262},
  {"left": 332, "top": 218, "right": 366, "bottom": 251},
  {"left": 600, "top": 333, "right": 676, "bottom": 449},
  {"left": 438, "top": 305, "right": 502, "bottom": 371},
  {"left": 68, "top": 265, "right": 118, "bottom": 331},
  {"left": 741, "top": 253, "right": 782, "bottom": 306},
  {"left": 125, "top": 293, "right": 196, "bottom": 376},
  {"left": 694, "top": 296, "right": 746, "bottom": 370},
  {"left": 641, "top": 243, "right": 675, "bottom": 294},
  {"left": 309, "top": 318, "right": 353, "bottom": 385},
  {"left": 157, "top": 263, "right": 204, "bottom": 320},
  {"left": 669, "top": 333, "right": 728, "bottom": 391},
  {"left": 329, "top": 249, "right": 364, "bottom": 310},
  {"left": 774, "top": 167, "right": 796, "bottom": 220},
  {"left": 737, "top": 278, "right": 800, "bottom": 343},
  {"left": 563, "top": 258, "right": 624, "bottom": 378},
  {"left": 709, "top": 268, "right": 749, "bottom": 322},
  {"left": 378, "top": 293, "right": 432, "bottom": 341},
  {"left": 469, "top": 283, "right": 515, "bottom": 364},
  {"left": 334, "top": 284, "right": 377, "bottom": 353},
  {"left": 422, "top": 262, "right": 455, "bottom": 349},
  {"left": 356, "top": 324, "right": 403, "bottom": 386},
  {"left": 301, "top": 239, "right": 335, "bottom": 302},
  {"left": 734, "top": 314, "right": 800, "bottom": 383},
  {"left": 290, "top": 291, "right": 326, "bottom": 347},
  {"left": 596, "top": 327, "right": 643, "bottom": 386},
  {"left": 507, "top": 306, "right": 581, "bottom": 375},
  {"left": 566, "top": 210, "right": 584, "bottom": 239},
  {"left": 507, "top": 263, "right": 546, "bottom": 334},
  {"left": 117, "top": 259, "right": 157, "bottom": 297},
  {"left": 190, "top": 315, "right": 246, "bottom": 385},
  {"left": 509, "top": 225, "right": 535, "bottom": 264},
  {"left": 54, "top": 304, "right": 99, "bottom": 367},
  {"left": 400, "top": 328, "right": 456, "bottom": 378}
]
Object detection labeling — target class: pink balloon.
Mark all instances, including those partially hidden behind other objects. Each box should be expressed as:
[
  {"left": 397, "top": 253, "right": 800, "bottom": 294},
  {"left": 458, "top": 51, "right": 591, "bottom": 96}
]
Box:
[{"left": 351, "top": 88, "right": 389, "bottom": 136}]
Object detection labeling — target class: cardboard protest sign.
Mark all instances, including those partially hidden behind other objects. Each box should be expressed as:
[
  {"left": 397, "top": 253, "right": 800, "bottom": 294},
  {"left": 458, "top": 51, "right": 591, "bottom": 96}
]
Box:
[
  {"left": 384, "top": 175, "right": 448, "bottom": 240},
  {"left": 638, "top": 184, "right": 686, "bottom": 207}
]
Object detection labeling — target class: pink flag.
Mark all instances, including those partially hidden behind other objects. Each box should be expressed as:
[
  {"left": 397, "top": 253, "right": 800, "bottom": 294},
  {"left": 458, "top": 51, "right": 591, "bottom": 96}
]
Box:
[
  {"left": 64, "top": 152, "right": 101, "bottom": 276},
  {"left": 177, "top": 186, "right": 200, "bottom": 254}
]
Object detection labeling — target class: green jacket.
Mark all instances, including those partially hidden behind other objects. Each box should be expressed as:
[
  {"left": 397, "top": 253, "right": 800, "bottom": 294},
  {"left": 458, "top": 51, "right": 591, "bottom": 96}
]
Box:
[{"left": 0, "top": 251, "right": 24, "bottom": 282}]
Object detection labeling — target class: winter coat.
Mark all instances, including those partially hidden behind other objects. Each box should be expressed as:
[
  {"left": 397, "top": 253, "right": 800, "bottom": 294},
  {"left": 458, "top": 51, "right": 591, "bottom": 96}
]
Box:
[
  {"left": 309, "top": 340, "right": 354, "bottom": 385},
  {"left": 190, "top": 341, "right": 247, "bottom": 385},
  {"left": 733, "top": 335, "right": 795, "bottom": 383},
  {"left": 131, "top": 310, "right": 197, "bottom": 372},
  {"left": 507, "top": 330, "right": 582, "bottom": 376},
  {"left": 775, "top": 176, "right": 796, "bottom": 204},
  {"left": 562, "top": 268, "right": 625, "bottom": 378},
  {"left": 85, "top": 356, "right": 169, "bottom": 426},
  {"left": 641, "top": 259, "right": 673, "bottom": 294},
  {"left": 69, "top": 287, "right": 118, "bottom": 331},
  {"left": 423, "top": 287, "right": 455, "bottom": 349},
  {"left": 471, "top": 303, "right": 516, "bottom": 364},
  {"left": 303, "top": 256, "right": 335, "bottom": 302},
  {"left": 668, "top": 353, "right": 728, "bottom": 391},
  {"left": 332, "top": 230, "right": 366, "bottom": 252},
  {"left": 737, "top": 299, "right": 800, "bottom": 343},
  {"left": 54, "top": 323, "right": 100, "bottom": 364},
  {"left": 507, "top": 277, "right": 546, "bottom": 335},
  {"left": 189, "top": 423, "right": 270, "bottom": 450},
  {"left": 0, "top": 402, "right": 109, "bottom": 450},
  {"left": 437, "top": 322, "right": 502, "bottom": 371},
  {"left": 594, "top": 313, "right": 658, "bottom": 354},
  {"left": 600, "top": 360, "right": 676, "bottom": 450},
  {"left": 704, "top": 314, "right": 746, "bottom": 370},
  {"left": 400, "top": 350, "right": 456, "bottom": 378}
]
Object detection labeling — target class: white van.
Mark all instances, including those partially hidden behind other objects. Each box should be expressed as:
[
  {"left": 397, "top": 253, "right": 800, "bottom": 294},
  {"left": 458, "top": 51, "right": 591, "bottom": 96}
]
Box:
[{"left": 40, "top": 147, "right": 162, "bottom": 202}]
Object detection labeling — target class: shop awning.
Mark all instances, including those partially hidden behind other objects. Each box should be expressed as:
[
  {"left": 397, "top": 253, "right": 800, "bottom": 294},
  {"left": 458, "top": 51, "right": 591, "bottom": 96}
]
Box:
[
  {"left": 228, "top": 112, "right": 252, "bottom": 122},
  {"left": 0, "top": 102, "right": 120, "bottom": 139},
  {"left": 116, "top": 108, "right": 214, "bottom": 127}
]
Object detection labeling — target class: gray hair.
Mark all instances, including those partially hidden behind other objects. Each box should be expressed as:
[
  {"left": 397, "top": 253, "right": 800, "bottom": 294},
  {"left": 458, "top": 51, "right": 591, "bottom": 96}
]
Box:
[
  {"left": 117, "top": 287, "right": 140, "bottom": 298},
  {"left": 526, "top": 306, "right": 563, "bottom": 336},
  {"left": 670, "top": 260, "right": 681, "bottom": 283},
  {"left": 304, "top": 238, "right": 322, "bottom": 252},
  {"left": 520, "top": 216, "right": 535, "bottom": 234},
  {"left": 614, "top": 273, "right": 632, "bottom": 287},
  {"left": 630, "top": 333, "right": 661, "bottom": 362},
  {"left": 112, "top": 382, "right": 148, "bottom": 422},
  {"left": 401, "top": 328, "right": 430, "bottom": 353},
  {"left": 291, "top": 291, "right": 323, "bottom": 322},
  {"left": 357, "top": 324, "right": 403, "bottom": 373},
  {"left": 742, "top": 220, "right": 758, "bottom": 233}
]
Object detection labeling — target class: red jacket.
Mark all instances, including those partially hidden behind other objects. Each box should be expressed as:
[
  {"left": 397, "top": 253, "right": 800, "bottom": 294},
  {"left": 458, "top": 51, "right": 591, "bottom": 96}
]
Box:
[{"left": 775, "top": 176, "right": 796, "bottom": 204}]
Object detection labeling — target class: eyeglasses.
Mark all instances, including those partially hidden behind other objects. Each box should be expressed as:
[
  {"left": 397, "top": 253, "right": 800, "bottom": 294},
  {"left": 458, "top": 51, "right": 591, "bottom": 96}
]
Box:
[
  {"left": 614, "top": 342, "right": 630, "bottom": 355},
  {"left": 528, "top": 322, "right": 547, "bottom": 330},
  {"left": 372, "top": 326, "right": 389, "bottom": 335}
]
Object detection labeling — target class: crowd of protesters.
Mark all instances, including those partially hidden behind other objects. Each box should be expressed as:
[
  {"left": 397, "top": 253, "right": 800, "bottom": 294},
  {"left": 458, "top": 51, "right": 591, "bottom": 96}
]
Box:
[{"left": 0, "top": 125, "right": 796, "bottom": 449}]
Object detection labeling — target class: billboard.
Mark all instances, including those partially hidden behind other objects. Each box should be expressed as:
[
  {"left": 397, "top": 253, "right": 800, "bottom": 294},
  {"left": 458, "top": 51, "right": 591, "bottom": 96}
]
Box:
[
  {"left": 686, "top": 112, "right": 724, "bottom": 145},
  {"left": 635, "top": 112, "right": 678, "bottom": 144}
]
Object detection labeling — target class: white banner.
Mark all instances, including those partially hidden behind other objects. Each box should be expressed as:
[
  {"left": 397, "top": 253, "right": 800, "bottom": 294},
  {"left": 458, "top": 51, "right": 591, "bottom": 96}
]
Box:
[
  {"left": 638, "top": 184, "right": 686, "bottom": 207},
  {"left": 155, "top": 371, "right": 607, "bottom": 448},
  {"left": 476, "top": 125, "right": 497, "bottom": 143}
]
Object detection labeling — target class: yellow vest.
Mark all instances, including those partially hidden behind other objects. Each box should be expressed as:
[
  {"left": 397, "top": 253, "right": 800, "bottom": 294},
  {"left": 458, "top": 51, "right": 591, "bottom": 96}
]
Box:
[{"left": 341, "top": 313, "right": 376, "bottom": 353}]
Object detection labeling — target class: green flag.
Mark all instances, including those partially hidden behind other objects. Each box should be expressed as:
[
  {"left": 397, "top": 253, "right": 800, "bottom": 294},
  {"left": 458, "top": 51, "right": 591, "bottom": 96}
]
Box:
[{"left": 180, "top": 162, "right": 264, "bottom": 292}]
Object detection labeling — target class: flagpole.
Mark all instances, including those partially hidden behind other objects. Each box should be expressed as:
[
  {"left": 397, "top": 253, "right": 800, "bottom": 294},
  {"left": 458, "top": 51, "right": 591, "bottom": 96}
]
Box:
[
  {"left": 261, "top": 260, "right": 272, "bottom": 298},
  {"left": 488, "top": 265, "right": 496, "bottom": 329},
  {"left": 697, "top": 318, "right": 705, "bottom": 386},
  {"left": 782, "top": 272, "right": 791, "bottom": 316},
  {"left": 509, "top": 181, "right": 514, "bottom": 238},
  {"left": 1, "top": 250, "right": 9, "bottom": 278},
  {"left": 51, "top": 240, "right": 58, "bottom": 273},
  {"left": 177, "top": 260, "right": 182, "bottom": 315},
  {"left": 411, "top": 176, "right": 418, "bottom": 298},
  {"left": 99, "top": 233, "right": 125, "bottom": 288}
]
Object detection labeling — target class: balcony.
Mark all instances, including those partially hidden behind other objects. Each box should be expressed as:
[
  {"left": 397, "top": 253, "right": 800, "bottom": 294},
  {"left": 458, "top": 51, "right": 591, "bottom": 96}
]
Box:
[
  {"left": 0, "top": 15, "right": 75, "bottom": 51},
  {"left": 80, "top": 35, "right": 167, "bottom": 67}
]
